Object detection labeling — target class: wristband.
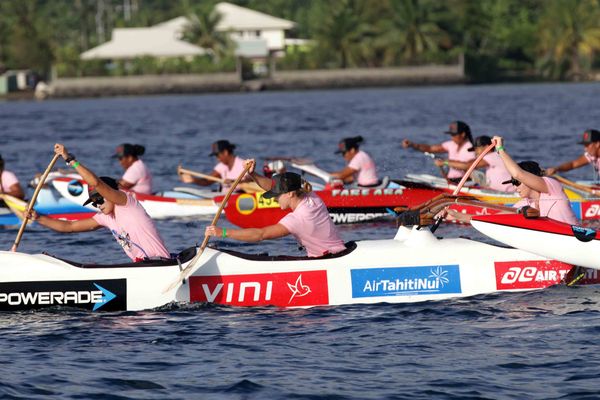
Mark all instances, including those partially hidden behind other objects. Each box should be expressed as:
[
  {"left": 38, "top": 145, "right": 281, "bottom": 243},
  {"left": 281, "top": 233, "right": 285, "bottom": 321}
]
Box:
[
  {"left": 71, "top": 161, "right": 80, "bottom": 169},
  {"left": 443, "top": 160, "right": 449, "bottom": 166},
  {"left": 222, "top": 227, "right": 227, "bottom": 238},
  {"left": 496, "top": 146, "right": 505, "bottom": 153}
]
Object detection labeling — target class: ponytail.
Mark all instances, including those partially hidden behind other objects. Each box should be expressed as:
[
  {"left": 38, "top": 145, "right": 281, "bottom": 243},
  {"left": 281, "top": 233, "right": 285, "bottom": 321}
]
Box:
[{"left": 294, "top": 179, "right": 313, "bottom": 197}]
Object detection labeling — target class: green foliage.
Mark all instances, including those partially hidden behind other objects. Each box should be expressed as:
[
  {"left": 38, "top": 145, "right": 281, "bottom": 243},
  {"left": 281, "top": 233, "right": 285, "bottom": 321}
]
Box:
[{"left": 0, "top": 0, "right": 599, "bottom": 82}]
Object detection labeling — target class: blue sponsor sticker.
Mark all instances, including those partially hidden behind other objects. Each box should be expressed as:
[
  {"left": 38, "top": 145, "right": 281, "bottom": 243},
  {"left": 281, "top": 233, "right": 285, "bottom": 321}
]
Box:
[{"left": 351, "top": 265, "right": 461, "bottom": 298}]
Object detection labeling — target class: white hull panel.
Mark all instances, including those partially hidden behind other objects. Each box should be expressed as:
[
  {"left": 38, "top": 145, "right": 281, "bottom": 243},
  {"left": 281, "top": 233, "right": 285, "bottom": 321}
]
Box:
[{"left": 0, "top": 227, "right": 576, "bottom": 312}]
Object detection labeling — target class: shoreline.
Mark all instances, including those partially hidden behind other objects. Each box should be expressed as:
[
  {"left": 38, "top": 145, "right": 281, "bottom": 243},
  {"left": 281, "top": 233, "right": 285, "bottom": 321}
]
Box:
[{"left": 32, "top": 64, "right": 465, "bottom": 99}]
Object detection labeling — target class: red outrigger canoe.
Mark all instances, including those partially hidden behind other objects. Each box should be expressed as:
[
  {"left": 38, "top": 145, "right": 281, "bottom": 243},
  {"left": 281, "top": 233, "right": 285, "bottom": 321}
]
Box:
[{"left": 217, "top": 181, "right": 444, "bottom": 228}]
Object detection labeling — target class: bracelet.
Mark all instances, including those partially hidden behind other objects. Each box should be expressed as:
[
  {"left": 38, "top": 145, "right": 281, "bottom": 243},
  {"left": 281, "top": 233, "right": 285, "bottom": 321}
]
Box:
[
  {"left": 496, "top": 146, "right": 505, "bottom": 153},
  {"left": 443, "top": 160, "right": 449, "bottom": 166},
  {"left": 71, "top": 161, "right": 80, "bottom": 169},
  {"left": 222, "top": 227, "right": 227, "bottom": 238}
]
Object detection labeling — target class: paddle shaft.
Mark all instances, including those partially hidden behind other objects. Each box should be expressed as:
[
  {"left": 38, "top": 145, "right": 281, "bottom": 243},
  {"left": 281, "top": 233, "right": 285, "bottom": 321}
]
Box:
[
  {"left": 11, "top": 154, "right": 60, "bottom": 252},
  {"left": 165, "top": 162, "right": 254, "bottom": 292},
  {"left": 430, "top": 142, "right": 496, "bottom": 232},
  {"left": 553, "top": 174, "right": 597, "bottom": 195},
  {"left": 178, "top": 166, "right": 225, "bottom": 183}
]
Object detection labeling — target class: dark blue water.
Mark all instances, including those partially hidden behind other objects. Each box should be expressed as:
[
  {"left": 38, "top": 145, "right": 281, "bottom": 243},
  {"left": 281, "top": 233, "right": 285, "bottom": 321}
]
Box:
[{"left": 1, "top": 83, "right": 600, "bottom": 399}]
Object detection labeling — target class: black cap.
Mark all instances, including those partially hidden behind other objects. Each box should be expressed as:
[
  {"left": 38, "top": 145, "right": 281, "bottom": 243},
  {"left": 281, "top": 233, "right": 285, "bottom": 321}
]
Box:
[
  {"left": 445, "top": 121, "right": 471, "bottom": 136},
  {"left": 501, "top": 161, "right": 543, "bottom": 185},
  {"left": 335, "top": 136, "right": 364, "bottom": 154},
  {"left": 468, "top": 135, "right": 492, "bottom": 151},
  {"left": 209, "top": 140, "right": 236, "bottom": 156},
  {"left": 577, "top": 129, "right": 600, "bottom": 145},
  {"left": 112, "top": 143, "right": 145, "bottom": 159},
  {"left": 262, "top": 172, "right": 302, "bottom": 199},
  {"left": 83, "top": 176, "right": 119, "bottom": 206}
]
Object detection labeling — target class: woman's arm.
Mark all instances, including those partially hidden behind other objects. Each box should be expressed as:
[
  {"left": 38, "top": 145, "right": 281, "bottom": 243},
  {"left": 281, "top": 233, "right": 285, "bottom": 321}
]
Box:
[
  {"left": 179, "top": 170, "right": 222, "bottom": 186},
  {"left": 23, "top": 209, "right": 101, "bottom": 233},
  {"left": 6, "top": 182, "right": 25, "bottom": 199},
  {"left": 205, "top": 223, "right": 289, "bottom": 242},
  {"left": 402, "top": 139, "right": 445, "bottom": 153},
  {"left": 330, "top": 166, "right": 356, "bottom": 182},
  {"left": 434, "top": 158, "right": 489, "bottom": 171},
  {"left": 546, "top": 154, "right": 590, "bottom": 175},
  {"left": 55, "top": 143, "right": 127, "bottom": 206},
  {"left": 493, "top": 136, "right": 548, "bottom": 194}
]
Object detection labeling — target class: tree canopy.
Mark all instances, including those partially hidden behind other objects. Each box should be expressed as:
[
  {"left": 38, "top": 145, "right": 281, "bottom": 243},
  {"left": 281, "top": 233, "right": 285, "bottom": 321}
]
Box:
[{"left": 1, "top": 0, "right": 599, "bottom": 82}]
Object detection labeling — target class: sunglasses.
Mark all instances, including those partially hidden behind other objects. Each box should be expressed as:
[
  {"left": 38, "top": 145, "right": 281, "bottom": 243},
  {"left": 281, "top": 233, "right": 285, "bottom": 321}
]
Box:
[
  {"left": 509, "top": 178, "right": 521, "bottom": 187},
  {"left": 90, "top": 196, "right": 105, "bottom": 208}
]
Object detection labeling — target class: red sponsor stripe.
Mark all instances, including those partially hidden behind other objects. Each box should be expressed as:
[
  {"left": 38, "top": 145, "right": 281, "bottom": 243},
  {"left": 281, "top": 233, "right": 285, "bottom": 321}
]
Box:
[
  {"left": 189, "top": 270, "right": 329, "bottom": 307},
  {"left": 495, "top": 260, "right": 573, "bottom": 290}
]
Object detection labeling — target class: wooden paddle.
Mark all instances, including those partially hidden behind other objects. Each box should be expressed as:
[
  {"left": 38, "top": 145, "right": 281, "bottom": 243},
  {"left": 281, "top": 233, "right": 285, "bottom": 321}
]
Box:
[
  {"left": 430, "top": 142, "right": 496, "bottom": 232},
  {"left": 178, "top": 165, "right": 262, "bottom": 193},
  {"left": 424, "top": 152, "right": 449, "bottom": 181},
  {"left": 164, "top": 161, "right": 255, "bottom": 293},
  {"left": 10, "top": 154, "right": 60, "bottom": 252},
  {"left": 553, "top": 174, "right": 598, "bottom": 196}
]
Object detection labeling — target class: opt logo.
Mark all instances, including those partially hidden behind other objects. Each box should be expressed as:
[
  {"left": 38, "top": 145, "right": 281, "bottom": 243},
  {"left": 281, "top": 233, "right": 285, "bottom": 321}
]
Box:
[
  {"left": 495, "top": 261, "right": 573, "bottom": 290},
  {"left": 583, "top": 204, "right": 600, "bottom": 219}
]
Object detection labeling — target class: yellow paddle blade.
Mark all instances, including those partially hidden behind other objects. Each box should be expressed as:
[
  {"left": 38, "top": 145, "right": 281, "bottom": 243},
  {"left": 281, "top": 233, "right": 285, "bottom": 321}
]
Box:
[{"left": 0, "top": 194, "right": 27, "bottom": 213}]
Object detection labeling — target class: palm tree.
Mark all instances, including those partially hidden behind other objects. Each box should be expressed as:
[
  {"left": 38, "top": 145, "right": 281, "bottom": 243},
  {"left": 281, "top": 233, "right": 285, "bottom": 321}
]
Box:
[
  {"left": 313, "top": 0, "right": 367, "bottom": 68},
  {"left": 381, "top": 0, "right": 450, "bottom": 65},
  {"left": 538, "top": 0, "right": 600, "bottom": 80},
  {"left": 183, "top": 7, "right": 231, "bottom": 62}
]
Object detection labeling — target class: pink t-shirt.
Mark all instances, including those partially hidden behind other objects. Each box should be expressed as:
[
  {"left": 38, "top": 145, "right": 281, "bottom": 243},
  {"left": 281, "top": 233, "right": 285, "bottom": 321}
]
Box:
[
  {"left": 584, "top": 151, "right": 600, "bottom": 177},
  {"left": 93, "top": 193, "right": 170, "bottom": 261},
  {"left": 0, "top": 170, "right": 19, "bottom": 192},
  {"left": 122, "top": 159, "right": 153, "bottom": 194},
  {"left": 279, "top": 193, "right": 346, "bottom": 257},
  {"left": 483, "top": 153, "right": 515, "bottom": 192},
  {"left": 442, "top": 140, "right": 476, "bottom": 179},
  {"left": 348, "top": 150, "right": 378, "bottom": 186},
  {"left": 214, "top": 156, "right": 246, "bottom": 190},
  {"left": 512, "top": 177, "right": 578, "bottom": 225}
]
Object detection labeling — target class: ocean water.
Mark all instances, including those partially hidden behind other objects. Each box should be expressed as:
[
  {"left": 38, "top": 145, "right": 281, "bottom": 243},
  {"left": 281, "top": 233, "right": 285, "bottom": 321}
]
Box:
[{"left": 1, "top": 82, "right": 600, "bottom": 399}]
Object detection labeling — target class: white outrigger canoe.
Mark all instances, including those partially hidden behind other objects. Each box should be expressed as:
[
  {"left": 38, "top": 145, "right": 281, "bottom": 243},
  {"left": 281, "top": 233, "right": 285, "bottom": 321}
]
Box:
[
  {"left": 49, "top": 174, "right": 219, "bottom": 219},
  {"left": 471, "top": 214, "right": 600, "bottom": 270},
  {"left": 0, "top": 226, "right": 581, "bottom": 312}
]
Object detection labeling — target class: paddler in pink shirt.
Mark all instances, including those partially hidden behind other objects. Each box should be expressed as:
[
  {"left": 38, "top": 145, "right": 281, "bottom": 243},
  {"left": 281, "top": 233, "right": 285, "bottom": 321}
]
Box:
[
  {"left": 179, "top": 140, "right": 248, "bottom": 191},
  {"left": 330, "top": 136, "right": 379, "bottom": 187},
  {"left": 25, "top": 143, "right": 170, "bottom": 262},
  {"left": 205, "top": 161, "right": 347, "bottom": 258},
  {"left": 403, "top": 120, "right": 476, "bottom": 183},
  {"left": 0, "top": 154, "right": 25, "bottom": 199},
  {"left": 433, "top": 135, "right": 515, "bottom": 192},
  {"left": 113, "top": 143, "right": 153, "bottom": 194},
  {"left": 546, "top": 129, "right": 600, "bottom": 181}
]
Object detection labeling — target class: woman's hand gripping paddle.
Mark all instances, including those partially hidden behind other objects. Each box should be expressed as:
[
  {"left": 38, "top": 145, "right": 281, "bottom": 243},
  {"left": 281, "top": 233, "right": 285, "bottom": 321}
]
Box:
[
  {"left": 10, "top": 154, "right": 60, "bottom": 252},
  {"left": 429, "top": 141, "right": 496, "bottom": 233},
  {"left": 164, "top": 161, "right": 254, "bottom": 293}
]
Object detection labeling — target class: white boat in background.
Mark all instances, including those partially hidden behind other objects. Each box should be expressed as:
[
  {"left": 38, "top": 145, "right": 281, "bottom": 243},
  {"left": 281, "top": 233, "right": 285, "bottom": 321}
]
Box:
[
  {"left": 0, "top": 226, "right": 581, "bottom": 312},
  {"left": 49, "top": 174, "right": 219, "bottom": 219},
  {"left": 471, "top": 213, "right": 600, "bottom": 270}
]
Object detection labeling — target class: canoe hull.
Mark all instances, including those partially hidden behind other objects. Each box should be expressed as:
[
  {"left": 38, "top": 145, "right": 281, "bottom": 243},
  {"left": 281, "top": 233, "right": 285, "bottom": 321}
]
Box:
[
  {"left": 471, "top": 214, "right": 600, "bottom": 269},
  {"left": 0, "top": 227, "right": 585, "bottom": 311},
  {"left": 220, "top": 185, "right": 442, "bottom": 228}
]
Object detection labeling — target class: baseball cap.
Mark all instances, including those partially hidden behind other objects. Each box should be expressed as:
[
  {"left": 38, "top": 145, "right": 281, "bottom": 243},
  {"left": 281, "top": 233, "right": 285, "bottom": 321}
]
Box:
[
  {"left": 468, "top": 135, "right": 492, "bottom": 152},
  {"left": 577, "top": 129, "right": 600, "bottom": 145},
  {"left": 445, "top": 121, "right": 471, "bottom": 136},
  {"left": 209, "top": 140, "right": 236, "bottom": 156},
  {"left": 83, "top": 176, "right": 119, "bottom": 206},
  {"left": 262, "top": 172, "right": 302, "bottom": 199},
  {"left": 501, "top": 161, "right": 543, "bottom": 185},
  {"left": 112, "top": 143, "right": 145, "bottom": 159},
  {"left": 335, "top": 136, "right": 364, "bottom": 154}
]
